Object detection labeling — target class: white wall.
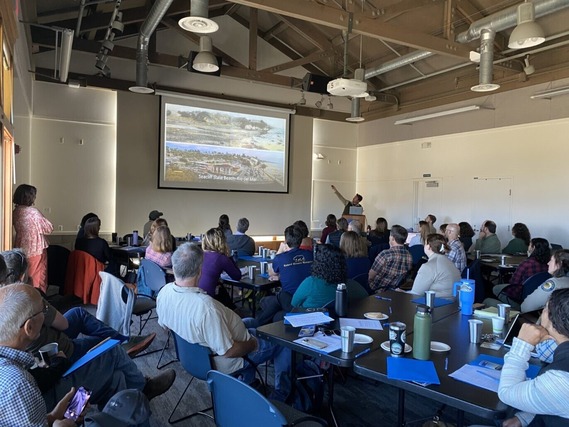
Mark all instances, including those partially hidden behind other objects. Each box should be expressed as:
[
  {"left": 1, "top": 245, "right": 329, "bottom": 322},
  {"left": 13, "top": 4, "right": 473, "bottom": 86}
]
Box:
[
  {"left": 115, "top": 91, "right": 314, "bottom": 237},
  {"left": 357, "top": 118, "right": 569, "bottom": 247},
  {"left": 28, "top": 82, "right": 117, "bottom": 234}
]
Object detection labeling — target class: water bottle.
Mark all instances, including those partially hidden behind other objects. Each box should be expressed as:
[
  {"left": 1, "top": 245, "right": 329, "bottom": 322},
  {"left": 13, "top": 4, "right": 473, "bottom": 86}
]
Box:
[
  {"left": 132, "top": 230, "right": 139, "bottom": 246},
  {"left": 335, "top": 283, "right": 348, "bottom": 317},
  {"left": 412, "top": 304, "right": 431, "bottom": 360}
]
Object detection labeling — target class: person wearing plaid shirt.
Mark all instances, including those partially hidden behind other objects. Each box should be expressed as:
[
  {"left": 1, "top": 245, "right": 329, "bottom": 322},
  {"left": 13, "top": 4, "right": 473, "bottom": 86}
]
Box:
[
  {"left": 368, "top": 225, "right": 412, "bottom": 292},
  {"left": 445, "top": 224, "right": 467, "bottom": 273}
]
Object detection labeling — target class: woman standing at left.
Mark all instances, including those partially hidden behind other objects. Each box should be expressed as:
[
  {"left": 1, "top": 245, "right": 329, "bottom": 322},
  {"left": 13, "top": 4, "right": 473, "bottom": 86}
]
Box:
[{"left": 12, "top": 184, "right": 53, "bottom": 292}]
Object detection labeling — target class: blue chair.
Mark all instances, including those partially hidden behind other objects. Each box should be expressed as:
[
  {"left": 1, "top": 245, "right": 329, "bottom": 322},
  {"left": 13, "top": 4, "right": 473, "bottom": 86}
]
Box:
[
  {"left": 138, "top": 258, "right": 167, "bottom": 297},
  {"left": 168, "top": 332, "right": 214, "bottom": 424},
  {"left": 522, "top": 271, "right": 552, "bottom": 300},
  {"left": 207, "top": 370, "right": 327, "bottom": 427}
]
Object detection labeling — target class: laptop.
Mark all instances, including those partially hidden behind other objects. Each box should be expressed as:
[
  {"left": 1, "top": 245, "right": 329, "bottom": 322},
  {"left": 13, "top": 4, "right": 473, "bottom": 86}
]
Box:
[
  {"left": 349, "top": 206, "right": 363, "bottom": 215},
  {"left": 500, "top": 312, "right": 540, "bottom": 358}
]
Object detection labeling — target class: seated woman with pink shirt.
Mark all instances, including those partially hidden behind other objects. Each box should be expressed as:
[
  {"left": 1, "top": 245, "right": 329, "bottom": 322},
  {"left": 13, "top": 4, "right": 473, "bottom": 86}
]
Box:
[{"left": 144, "top": 225, "right": 173, "bottom": 268}]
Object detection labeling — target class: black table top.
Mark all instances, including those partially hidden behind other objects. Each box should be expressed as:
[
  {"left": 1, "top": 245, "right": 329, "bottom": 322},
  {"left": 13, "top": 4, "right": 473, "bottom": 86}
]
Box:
[
  {"left": 353, "top": 313, "right": 542, "bottom": 420},
  {"left": 256, "top": 291, "right": 459, "bottom": 368}
]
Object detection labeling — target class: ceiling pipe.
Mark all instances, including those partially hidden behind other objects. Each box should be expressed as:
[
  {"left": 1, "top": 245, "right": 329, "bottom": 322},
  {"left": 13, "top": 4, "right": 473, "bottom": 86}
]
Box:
[
  {"left": 179, "top": 0, "right": 219, "bottom": 33},
  {"left": 364, "top": 50, "right": 434, "bottom": 80},
  {"left": 130, "top": 0, "right": 174, "bottom": 93},
  {"left": 346, "top": 98, "right": 364, "bottom": 122},
  {"left": 471, "top": 29, "right": 500, "bottom": 92},
  {"left": 456, "top": 0, "right": 569, "bottom": 44}
]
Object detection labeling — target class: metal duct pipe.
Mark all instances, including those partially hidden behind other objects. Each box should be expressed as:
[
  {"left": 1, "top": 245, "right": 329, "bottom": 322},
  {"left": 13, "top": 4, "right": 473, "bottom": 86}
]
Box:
[
  {"left": 364, "top": 50, "right": 434, "bottom": 80},
  {"left": 471, "top": 29, "right": 500, "bottom": 92},
  {"left": 130, "top": 0, "right": 174, "bottom": 93},
  {"left": 346, "top": 98, "right": 364, "bottom": 122},
  {"left": 456, "top": 0, "right": 569, "bottom": 44},
  {"left": 191, "top": 0, "right": 208, "bottom": 18},
  {"left": 59, "top": 29, "right": 74, "bottom": 82}
]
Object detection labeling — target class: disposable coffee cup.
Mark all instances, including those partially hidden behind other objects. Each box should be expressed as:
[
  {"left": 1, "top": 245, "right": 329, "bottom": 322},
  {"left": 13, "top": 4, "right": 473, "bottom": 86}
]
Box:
[
  {"left": 468, "top": 319, "right": 483, "bottom": 344},
  {"left": 39, "top": 342, "right": 59, "bottom": 365},
  {"left": 111, "top": 232, "right": 117, "bottom": 244},
  {"left": 492, "top": 316, "right": 505, "bottom": 334},
  {"left": 127, "top": 236, "right": 132, "bottom": 246},
  {"left": 497, "top": 304, "right": 511, "bottom": 324},
  {"left": 500, "top": 255, "right": 506, "bottom": 266},
  {"left": 258, "top": 246, "right": 264, "bottom": 256},
  {"left": 263, "top": 248, "right": 270, "bottom": 259},
  {"left": 260, "top": 262, "right": 268, "bottom": 275},
  {"left": 248, "top": 265, "right": 255, "bottom": 280},
  {"left": 340, "top": 326, "right": 356, "bottom": 353},
  {"left": 270, "top": 250, "right": 276, "bottom": 260},
  {"left": 425, "top": 290, "right": 436, "bottom": 309}
]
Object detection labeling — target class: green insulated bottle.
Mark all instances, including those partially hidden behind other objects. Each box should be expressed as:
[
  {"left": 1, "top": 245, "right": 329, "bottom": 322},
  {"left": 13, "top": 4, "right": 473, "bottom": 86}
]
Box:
[{"left": 412, "top": 304, "right": 431, "bottom": 360}]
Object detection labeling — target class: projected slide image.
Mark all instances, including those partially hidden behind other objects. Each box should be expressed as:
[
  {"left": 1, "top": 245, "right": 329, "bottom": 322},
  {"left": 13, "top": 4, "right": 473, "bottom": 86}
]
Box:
[{"left": 163, "top": 104, "right": 287, "bottom": 189}]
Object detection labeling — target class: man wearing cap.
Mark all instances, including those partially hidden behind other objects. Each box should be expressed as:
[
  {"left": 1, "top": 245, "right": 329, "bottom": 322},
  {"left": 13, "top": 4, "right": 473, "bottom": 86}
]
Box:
[
  {"left": 143, "top": 210, "right": 163, "bottom": 237},
  {"left": 84, "top": 389, "right": 151, "bottom": 427}
]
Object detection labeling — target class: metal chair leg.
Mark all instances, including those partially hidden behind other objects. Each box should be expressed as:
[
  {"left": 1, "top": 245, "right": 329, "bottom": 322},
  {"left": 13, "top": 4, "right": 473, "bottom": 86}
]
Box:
[
  {"left": 168, "top": 377, "right": 213, "bottom": 424},
  {"left": 157, "top": 330, "right": 178, "bottom": 369}
]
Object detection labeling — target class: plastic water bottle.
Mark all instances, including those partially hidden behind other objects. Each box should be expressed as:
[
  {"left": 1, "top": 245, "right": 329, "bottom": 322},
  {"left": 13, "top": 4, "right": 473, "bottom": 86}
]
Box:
[
  {"left": 412, "top": 304, "right": 431, "bottom": 360},
  {"left": 335, "top": 283, "right": 348, "bottom": 317},
  {"left": 132, "top": 230, "right": 138, "bottom": 246}
]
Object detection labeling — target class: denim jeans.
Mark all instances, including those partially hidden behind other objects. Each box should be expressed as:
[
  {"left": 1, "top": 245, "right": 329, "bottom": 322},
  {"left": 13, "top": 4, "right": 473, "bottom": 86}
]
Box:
[{"left": 64, "top": 307, "right": 128, "bottom": 362}]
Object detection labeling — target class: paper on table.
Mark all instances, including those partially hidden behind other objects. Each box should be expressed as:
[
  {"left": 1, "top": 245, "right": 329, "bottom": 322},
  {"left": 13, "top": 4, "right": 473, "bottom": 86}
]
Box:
[
  {"left": 284, "top": 312, "right": 335, "bottom": 327},
  {"left": 449, "top": 364, "right": 500, "bottom": 392},
  {"left": 339, "top": 318, "right": 383, "bottom": 330},
  {"left": 293, "top": 332, "right": 342, "bottom": 353}
]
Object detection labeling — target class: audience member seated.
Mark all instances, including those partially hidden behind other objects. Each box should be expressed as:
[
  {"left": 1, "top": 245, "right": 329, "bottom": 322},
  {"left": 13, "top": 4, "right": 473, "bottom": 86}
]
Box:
[
  {"left": 294, "top": 220, "right": 313, "bottom": 251},
  {"left": 445, "top": 223, "right": 467, "bottom": 272},
  {"left": 369, "top": 225, "right": 413, "bottom": 292},
  {"left": 326, "top": 217, "right": 348, "bottom": 248},
  {"left": 292, "top": 244, "right": 366, "bottom": 309},
  {"left": 348, "top": 219, "right": 363, "bottom": 235},
  {"left": 257, "top": 226, "right": 313, "bottom": 325},
  {"left": 459, "top": 221, "right": 475, "bottom": 252},
  {"left": 75, "top": 217, "right": 112, "bottom": 265},
  {"left": 218, "top": 213, "right": 233, "bottom": 240},
  {"left": 439, "top": 223, "right": 447, "bottom": 235},
  {"left": 473, "top": 220, "right": 501, "bottom": 254},
  {"left": 0, "top": 284, "right": 175, "bottom": 415},
  {"left": 425, "top": 214, "right": 437, "bottom": 234},
  {"left": 199, "top": 227, "right": 241, "bottom": 308},
  {"left": 143, "top": 210, "right": 163, "bottom": 237},
  {"left": 486, "top": 238, "right": 550, "bottom": 309},
  {"left": 409, "top": 221, "right": 430, "bottom": 247},
  {"left": 367, "top": 217, "right": 390, "bottom": 246},
  {"left": 142, "top": 217, "right": 176, "bottom": 250},
  {"left": 340, "top": 231, "right": 371, "bottom": 280},
  {"left": 76, "top": 212, "right": 98, "bottom": 242},
  {"left": 495, "top": 289, "right": 569, "bottom": 426},
  {"left": 157, "top": 243, "right": 290, "bottom": 399},
  {"left": 502, "top": 222, "right": 531, "bottom": 255},
  {"left": 144, "top": 225, "right": 173, "bottom": 268},
  {"left": 407, "top": 234, "right": 460, "bottom": 298},
  {"left": 521, "top": 249, "right": 569, "bottom": 313},
  {"left": 320, "top": 214, "right": 337, "bottom": 245},
  {"left": 84, "top": 389, "right": 151, "bottom": 427},
  {"left": 226, "top": 217, "right": 256, "bottom": 256}
]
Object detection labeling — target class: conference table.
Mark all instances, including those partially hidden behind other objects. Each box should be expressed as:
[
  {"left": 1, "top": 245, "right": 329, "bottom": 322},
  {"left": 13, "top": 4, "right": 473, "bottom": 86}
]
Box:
[
  {"left": 353, "top": 310, "right": 542, "bottom": 427},
  {"left": 256, "top": 292, "right": 460, "bottom": 426}
]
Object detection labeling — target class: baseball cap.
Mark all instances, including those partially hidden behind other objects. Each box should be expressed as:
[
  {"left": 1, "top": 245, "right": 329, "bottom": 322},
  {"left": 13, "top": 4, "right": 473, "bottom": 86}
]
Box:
[
  {"left": 148, "top": 210, "right": 163, "bottom": 220},
  {"left": 84, "top": 389, "right": 151, "bottom": 427}
]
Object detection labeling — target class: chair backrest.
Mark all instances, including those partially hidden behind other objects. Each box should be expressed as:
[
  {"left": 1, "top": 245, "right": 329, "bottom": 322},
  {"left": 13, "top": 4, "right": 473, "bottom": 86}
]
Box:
[
  {"left": 207, "top": 370, "right": 287, "bottom": 427},
  {"left": 351, "top": 273, "right": 368, "bottom": 289},
  {"left": 462, "top": 259, "right": 485, "bottom": 303},
  {"left": 172, "top": 332, "right": 213, "bottom": 381},
  {"left": 368, "top": 243, "right": 389, "bottom": 262},
  {"left": 408, "top": 245, "right": 427, "bottom": 266},
  {"left": 139, "top": 259, "right": 167, "bottom": 294},
  {"left": 522, "top": 271, "right": 552, "bottom": 300},
  {"left": 64, "top": 250, "right": 104, "bottom": 305},
  {"left": 96, "top": 272, "right": 134, "bottom": 336},
  {"left": 551, "top": 243, "right": 563, "bottom": 250},
  {"left": 47, "top": 245, "right": 71, "bottom": 289}
]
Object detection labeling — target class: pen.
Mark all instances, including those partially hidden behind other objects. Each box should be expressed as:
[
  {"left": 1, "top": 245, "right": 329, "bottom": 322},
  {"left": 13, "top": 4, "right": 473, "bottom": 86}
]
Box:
[
  {"left": 375, "top": 296, "right": 392, "bottom": 301},
  {"left": 382, "top": 323, "right": 390, "bottom": 328},
  {"left": 354, "top": 348, "right": 371, "bottom": 358},
  {"left": 476, "top": 369, "right": 500, "bottom": 382},
  {"left": 87, "top": 337, "right": 111, "bottom": 353},
  {"left": 445, "top": 357, "right": 448, "bottom": 371}
]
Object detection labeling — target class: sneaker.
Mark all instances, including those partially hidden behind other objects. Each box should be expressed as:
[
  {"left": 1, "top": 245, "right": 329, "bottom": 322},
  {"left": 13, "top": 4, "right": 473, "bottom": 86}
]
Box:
[
  {"left": 143, "top": 369, "right": 176, "bottom": 401},
  {"left": 122, "top": 333, "right": 156, "bottom": 358}
]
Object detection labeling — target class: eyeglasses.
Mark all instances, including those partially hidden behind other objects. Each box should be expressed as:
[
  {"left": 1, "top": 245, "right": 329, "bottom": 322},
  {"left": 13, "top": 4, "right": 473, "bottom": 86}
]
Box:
[{"left": 20, "top": 302, "right": 49, "bottom": 328}]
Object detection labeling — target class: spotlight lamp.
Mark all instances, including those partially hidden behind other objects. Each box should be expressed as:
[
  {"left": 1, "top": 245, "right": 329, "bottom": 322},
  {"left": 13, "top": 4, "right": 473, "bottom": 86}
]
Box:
[
  {"left": 508, "top": 1, "right": 545, "bottom": 49},
  {"left": 192, "top": 36, "right": 219, "bottom": 73}
]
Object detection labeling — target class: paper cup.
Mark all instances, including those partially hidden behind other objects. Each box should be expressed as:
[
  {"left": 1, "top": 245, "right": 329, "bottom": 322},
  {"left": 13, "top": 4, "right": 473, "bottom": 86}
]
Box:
[
  {"left": 39, "top": 342, "right": 59, "bottom": 365},
  {"left": 340, "top": 326, "right": 356, "bottom": 353},
  {"left": 497, "top": 304, "right": 511, "bottom": 323},
  {"left": 425, "top": 290, "right": 436, "bottom": 309},
  {"left": 468, "top": 319, "right": 483, "bottom": 344},
  {"left": 492, "top": 317, "right": 505, "bottom": 334}
]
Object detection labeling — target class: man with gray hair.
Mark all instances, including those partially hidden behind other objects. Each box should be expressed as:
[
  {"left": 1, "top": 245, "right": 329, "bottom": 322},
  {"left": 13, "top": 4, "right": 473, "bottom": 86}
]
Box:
[
  {"left": 446, "top": 223, "right": 467, "bottom": 272},
  {"left": 227, "top": 217, "right": 256, "bottom": 256},
  {"left": 0, "top": 283, "right": 75, "bottom": 426},
  {"left": 157, "top": 243, "right": 290, "bottom": 398},
  {"left": 326, "top": 217, "right": 349, "bottom": 247}
]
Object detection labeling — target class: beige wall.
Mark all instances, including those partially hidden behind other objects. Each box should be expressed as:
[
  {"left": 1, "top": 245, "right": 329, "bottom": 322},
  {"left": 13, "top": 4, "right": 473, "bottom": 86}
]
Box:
[{"left": 116, "top": 91, "right": 314, "bottom": 237}]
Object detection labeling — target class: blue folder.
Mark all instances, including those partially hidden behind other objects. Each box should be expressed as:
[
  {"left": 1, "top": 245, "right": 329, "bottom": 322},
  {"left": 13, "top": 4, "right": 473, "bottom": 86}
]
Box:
[
  {"left": 63, "top": 338, "right": 121, "bottom": 377},
  {"left": 387, "top": 357, "right": 441, "bottom": 385}
]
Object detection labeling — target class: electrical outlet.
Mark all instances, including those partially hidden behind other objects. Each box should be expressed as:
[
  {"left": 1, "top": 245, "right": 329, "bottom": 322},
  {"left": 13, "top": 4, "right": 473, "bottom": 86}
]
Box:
[{"left": 58, "top": 225, "right": 63, "bottom": 231}]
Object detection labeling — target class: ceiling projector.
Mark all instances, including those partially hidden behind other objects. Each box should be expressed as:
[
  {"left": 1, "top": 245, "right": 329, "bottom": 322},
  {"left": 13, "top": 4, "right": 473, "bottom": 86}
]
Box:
[{"left": 327, "top": 78, "right": 368, "bottom": 97}]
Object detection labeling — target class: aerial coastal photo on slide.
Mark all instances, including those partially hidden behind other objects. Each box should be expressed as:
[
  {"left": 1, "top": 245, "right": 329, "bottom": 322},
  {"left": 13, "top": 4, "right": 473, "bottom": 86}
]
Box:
[{"left": 163, "top": 103, "right": 286, "bottom": 188}]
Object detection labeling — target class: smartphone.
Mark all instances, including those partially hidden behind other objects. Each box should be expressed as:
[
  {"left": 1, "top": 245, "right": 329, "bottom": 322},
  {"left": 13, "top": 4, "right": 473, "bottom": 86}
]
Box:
[
  {"left": 298, "top": 325, "right": 316, "bottom": 338},
  {"left": 301, "top": 338, "right": 328, "bottom": 349},
  {"left": 64, "top": 386, "right": 91, "bottom": 421}
]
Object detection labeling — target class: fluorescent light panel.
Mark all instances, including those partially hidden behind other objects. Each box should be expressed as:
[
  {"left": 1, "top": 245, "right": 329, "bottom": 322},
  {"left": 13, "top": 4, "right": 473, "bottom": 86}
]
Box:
[
  {"left": 394, "top": 105, "right": 486, "bottom": 125},
  {"left": 530, "top": 86, "right": 569, "bottom": 100}
]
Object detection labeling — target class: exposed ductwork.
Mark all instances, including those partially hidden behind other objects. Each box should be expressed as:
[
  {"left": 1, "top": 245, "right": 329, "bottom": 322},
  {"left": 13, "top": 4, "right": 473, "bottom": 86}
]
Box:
[
  {"left": 346, "top": 98, "right": 364, "bottom": 122},
  {"left": 456, "top": 0, "right": 569, "bottom": 44},
  {"left": 471, "top": 29, "right": 500, "bottom": 92},
  {"left": 130, "top": 0, "right": 174, "bottom": 93},
  {"left": 179, "top": 0, "right": 219, "bottom": 33},
  {"left": 364, "top": 50, "right": 434, "bottom": 80}
]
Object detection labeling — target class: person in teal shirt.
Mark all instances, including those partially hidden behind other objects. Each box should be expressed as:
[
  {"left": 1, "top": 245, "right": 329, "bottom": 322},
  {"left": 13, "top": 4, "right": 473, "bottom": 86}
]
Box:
[{"left": 502, "top": 222, "right": 531, "bottom": 255}]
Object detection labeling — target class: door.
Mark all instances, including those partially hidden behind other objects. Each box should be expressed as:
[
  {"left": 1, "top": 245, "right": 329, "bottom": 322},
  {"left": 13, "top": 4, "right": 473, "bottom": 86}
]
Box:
[
  {"left": 471, "top": 177, "right": 512, "bottom": 248},
  {"left": 413, "top": 179, "right": 442, "bottom": 231}
]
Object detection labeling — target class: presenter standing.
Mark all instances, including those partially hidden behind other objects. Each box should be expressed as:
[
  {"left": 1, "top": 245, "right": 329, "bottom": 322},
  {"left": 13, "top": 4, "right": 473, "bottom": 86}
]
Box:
[{"left": 331, "top": 185, "right": 363, "bottom": 215}]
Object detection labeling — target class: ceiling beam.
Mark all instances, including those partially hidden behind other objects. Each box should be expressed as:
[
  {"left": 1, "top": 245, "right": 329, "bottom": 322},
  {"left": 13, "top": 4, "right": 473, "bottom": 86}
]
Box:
[
  {"left": 249, "top": 8, "right": 258, "bottom": 70},
  {"left": 259, "top": 49, "right": 335, "bottom": 73},
  {"left": 227, "top": 0, "right": 472, "bottom": 59},
  {"left": 263, "top": 21, "right": 288, "bottom": 41}
]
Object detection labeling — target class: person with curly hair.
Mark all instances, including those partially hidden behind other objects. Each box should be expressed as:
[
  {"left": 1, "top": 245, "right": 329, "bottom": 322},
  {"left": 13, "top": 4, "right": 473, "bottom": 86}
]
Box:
[
  {"left": 503, "top": 222, "right": 531, "bottom": 255},
  {"left": 12, "top": 184, "right": 53, "bottom": 293},
  {"left": 292, "top": 244, "right": 348, "bottom": 309}
]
